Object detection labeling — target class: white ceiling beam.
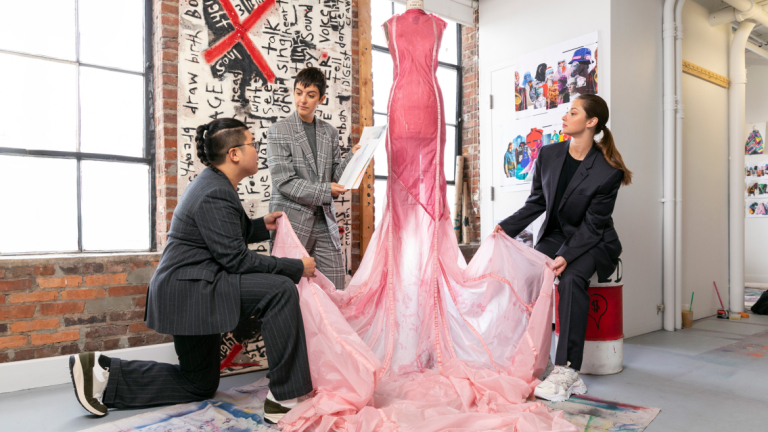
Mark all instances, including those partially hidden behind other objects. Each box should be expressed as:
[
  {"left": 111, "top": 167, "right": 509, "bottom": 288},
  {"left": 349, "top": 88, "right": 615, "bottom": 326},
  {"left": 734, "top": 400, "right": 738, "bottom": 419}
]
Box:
[
  {"left": 747, "top": 41, "right": 768, "bottom": 59},
  {"left": 392, "top": 0, "right": 476, "bottom": 27}
]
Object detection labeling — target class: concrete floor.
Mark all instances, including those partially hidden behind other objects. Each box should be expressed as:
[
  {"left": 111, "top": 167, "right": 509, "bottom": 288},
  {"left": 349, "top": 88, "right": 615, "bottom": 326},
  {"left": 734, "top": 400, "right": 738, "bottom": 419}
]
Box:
[{"left": 2, "top": 315, "right": 767, "bottom": 431}]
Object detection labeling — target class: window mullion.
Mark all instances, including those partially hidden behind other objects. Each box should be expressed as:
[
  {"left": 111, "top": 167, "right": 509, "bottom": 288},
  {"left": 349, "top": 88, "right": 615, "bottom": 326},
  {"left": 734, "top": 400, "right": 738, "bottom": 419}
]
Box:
[
  {"left": 75, "top": 0, "right": 83, "bottom": 252},
  {"left": 145, "top": 0, "right": 156, "bottom": 250}
]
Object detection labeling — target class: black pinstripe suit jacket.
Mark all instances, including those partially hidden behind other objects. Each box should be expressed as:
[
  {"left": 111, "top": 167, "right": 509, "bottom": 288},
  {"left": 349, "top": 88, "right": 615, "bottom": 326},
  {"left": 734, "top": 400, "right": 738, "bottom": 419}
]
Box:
[{"left": 145, "top": 167, "right": 304, "bottom": 335}]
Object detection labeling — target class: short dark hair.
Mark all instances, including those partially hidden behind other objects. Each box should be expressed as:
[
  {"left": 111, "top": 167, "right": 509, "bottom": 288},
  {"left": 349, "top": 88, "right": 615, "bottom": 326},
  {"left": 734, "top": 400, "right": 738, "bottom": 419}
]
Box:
[
  {"left": 294, "top": 67, "right": 327, "bottom": 97},
  {"left": 194, "top": 118, "right": 248, "bottom": 167}
]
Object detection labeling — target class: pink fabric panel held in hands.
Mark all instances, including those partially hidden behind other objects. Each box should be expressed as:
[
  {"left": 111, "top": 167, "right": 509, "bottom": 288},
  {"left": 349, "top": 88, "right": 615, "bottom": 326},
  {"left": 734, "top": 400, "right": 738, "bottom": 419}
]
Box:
[{"left": 270, "top": 8, "right": 576, "bottom": 432}]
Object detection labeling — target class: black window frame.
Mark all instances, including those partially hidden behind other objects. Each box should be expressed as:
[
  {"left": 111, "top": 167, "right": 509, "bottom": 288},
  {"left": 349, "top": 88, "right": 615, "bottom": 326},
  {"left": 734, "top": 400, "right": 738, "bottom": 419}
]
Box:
[
  {"left": 372, "top": 2, "right": 463, "bottom": 188},
  {"left": 0, "top": 0, "right": 156, "bottom": 255}
]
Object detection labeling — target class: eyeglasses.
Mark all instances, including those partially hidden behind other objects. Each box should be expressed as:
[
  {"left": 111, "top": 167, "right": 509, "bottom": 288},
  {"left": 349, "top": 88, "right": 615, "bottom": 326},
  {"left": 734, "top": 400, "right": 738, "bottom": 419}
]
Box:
[{"left": 233, "top": 142, "right": 259, "bottom": 151}]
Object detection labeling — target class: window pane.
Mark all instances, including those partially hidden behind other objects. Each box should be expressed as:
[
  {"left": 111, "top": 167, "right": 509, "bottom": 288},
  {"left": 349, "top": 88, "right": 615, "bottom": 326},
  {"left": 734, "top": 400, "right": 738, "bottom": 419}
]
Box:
[
  {"left": 80, "top": 67, "right": 145, "bottom": 157},
  {"left": 373, "top": 114, "right": 388, "bottom": 176},
  {"left": 81, "top": 161, "right": 149, "bottom": 251},
  {"left": 447, "top": 183, "right": 456, "bottom": 229},
  {"left": 0, "top": 156, "right": 78, "bottom": 253},
  {"left": 444, "top": 126, "right": 456, "bottom": 182},
  {"left": 437, "top": 67, "right": 458, "bottom": 123},
  {"left": 373, "top": 50, "right": 394, "bottom": 114},
  {"left": 372, "top": 0, "right": 392, "bottom": 48},
  {"left": 0, "top": 0, "right": 76, "bottom": 60},
  {"left": 438, "top": 21, "right": 458, "bottom": 65},
  {"left": 0, "top": 54, "right": 77, "bottom": 151},
  {"left": 79, "top": 0, "right": 144, "bottom": 72},
  {"left": 374, "top": 178, "right": 388, "bottom": 229}
]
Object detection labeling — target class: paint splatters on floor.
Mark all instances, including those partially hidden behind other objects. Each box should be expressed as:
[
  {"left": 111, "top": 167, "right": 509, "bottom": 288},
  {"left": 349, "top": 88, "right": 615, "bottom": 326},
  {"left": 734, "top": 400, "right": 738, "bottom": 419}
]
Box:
[{"left": 542, "top": 394, "right": 660, "bottom": 432}]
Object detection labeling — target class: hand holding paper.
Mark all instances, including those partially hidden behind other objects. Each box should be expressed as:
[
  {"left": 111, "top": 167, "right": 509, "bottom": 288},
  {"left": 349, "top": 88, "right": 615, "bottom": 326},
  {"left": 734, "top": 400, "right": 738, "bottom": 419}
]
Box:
[
  {"left": 331, "top": 183, "right": 349, "bottom": 197},
  {"left": 338, "top": 125, "right": 388, "bottom": 189}
]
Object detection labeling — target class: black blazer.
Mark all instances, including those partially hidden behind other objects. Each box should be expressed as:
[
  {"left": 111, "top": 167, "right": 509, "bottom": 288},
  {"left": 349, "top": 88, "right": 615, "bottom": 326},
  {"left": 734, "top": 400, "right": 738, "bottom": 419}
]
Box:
[
  {"left": 500, "top": 141, "right": 623, "bottom": 281},
  {"left": 145, "top": 167, "right": 304, "bottom": 335}
]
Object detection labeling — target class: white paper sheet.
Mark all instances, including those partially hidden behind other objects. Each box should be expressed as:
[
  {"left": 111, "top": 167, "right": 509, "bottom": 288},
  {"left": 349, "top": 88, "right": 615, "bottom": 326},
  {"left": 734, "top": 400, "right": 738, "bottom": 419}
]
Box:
[{"left": 339, "top": 125, "right": 388, "bottom": 189}]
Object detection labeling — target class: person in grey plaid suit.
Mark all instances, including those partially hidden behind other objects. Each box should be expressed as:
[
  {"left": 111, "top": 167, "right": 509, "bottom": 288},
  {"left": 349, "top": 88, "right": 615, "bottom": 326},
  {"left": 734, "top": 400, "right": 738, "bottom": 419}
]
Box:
[
  {"left": 267, "top": 68, "right": 360, "bottom": 290},
  {"left": 68, "top": 118, "right": 316, "bottom": 425}
]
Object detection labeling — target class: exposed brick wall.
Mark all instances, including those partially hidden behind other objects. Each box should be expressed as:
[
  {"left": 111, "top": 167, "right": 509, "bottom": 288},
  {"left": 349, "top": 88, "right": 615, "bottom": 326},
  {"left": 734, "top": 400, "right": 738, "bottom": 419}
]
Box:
[
  {"left": 154, "top": 0, "right": 180, "bottom": 250},
  {"left": 0, "top": 0, "right": 364, "bottom": 364},
  {"left": 461, "top": 7, "right": 481, "bottom": 243},
  {"left": 0, "top": 255, "right": 167, "bottom": 363}
]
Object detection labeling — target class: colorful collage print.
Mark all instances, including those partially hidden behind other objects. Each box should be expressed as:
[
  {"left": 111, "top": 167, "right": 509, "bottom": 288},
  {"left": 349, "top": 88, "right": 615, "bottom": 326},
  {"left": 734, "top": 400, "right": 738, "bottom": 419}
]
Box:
[
  {"left": 514, "top": 44, "right": 598, "bottom": 119},
  {"left": 499, "top": 32, "right": 598, "bottom": 191},
  {"left": 745, "top": 123, "right": 768, "bottom": 218}
]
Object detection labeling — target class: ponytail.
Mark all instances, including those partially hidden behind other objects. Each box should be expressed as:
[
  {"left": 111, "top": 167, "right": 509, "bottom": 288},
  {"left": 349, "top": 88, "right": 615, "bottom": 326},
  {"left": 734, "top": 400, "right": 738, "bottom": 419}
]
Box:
[
  {"left": 193, "top": 118, "right": 248, "bottom": 167},
  {"left": 596, "top": 126, "right": 632, "bottom": 186},
  {"left": 576, "top": 94, "right": 633, "bottom": 186}
]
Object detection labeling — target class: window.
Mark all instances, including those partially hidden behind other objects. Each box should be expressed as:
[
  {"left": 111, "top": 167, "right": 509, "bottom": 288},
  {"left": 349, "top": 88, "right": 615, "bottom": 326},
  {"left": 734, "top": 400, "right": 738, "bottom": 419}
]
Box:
[
  {"left": 371, "top": 1, "right": 462, "bottom": 227},
  {"left": 0, "top": 0, "right": 153, "bottom": 255}
]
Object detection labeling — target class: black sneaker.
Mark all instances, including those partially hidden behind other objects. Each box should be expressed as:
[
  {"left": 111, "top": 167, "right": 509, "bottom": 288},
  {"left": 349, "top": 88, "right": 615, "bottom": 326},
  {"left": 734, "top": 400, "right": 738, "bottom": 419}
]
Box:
[
  {"left": 263, "top": 397, "right": 293, "bottom": 424},
  {"left": 69, "top": 352, "right": 109, "bottom": 416}
]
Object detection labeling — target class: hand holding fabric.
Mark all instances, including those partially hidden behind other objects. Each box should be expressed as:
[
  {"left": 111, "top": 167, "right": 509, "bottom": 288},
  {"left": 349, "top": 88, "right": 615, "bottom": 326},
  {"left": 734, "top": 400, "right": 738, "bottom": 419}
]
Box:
[
  {"left": 301, "top": 257, "right": 317, "bottom": 278},
  {"left": 262, "top": 211, "right": 283, "bottom": 231},
  {"left": 550, "top": 256, "right": 568, "bottom": 277}
]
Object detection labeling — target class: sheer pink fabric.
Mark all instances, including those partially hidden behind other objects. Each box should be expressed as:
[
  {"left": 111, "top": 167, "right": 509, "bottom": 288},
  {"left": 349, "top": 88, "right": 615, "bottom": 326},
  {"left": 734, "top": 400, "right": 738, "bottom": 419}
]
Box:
[{"left": 269, "top": 8, "right": 577, "bottom": 432}]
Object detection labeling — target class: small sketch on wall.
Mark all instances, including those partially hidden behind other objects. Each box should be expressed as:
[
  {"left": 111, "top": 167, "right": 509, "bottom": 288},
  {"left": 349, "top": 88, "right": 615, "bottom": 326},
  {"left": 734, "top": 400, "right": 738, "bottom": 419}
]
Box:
[
  {"left": 747, "top": 200, "right": 768, "bottom": 217},
  {"left": 746, "top": 127, "right": 764, "bottom": 155}
]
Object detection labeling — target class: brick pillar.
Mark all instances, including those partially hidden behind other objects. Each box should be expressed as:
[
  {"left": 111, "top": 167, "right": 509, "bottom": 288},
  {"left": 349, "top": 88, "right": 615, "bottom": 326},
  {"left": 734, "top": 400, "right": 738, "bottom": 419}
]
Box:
[
  {"left": 153, "top": 0, "right": 180, "bottom": 250},
  {"left": 461, "top": 7, "right": 481, "bottom": 243},
  {"left": 350, "top": 0, "right": 363, "bottom": 273}
]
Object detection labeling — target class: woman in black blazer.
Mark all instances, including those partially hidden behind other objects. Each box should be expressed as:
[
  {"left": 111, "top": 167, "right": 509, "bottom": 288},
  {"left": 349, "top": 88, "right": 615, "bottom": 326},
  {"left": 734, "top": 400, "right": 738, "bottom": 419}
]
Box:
[{"left": 495, "top": 94, "right": 632, "bottom": 402}]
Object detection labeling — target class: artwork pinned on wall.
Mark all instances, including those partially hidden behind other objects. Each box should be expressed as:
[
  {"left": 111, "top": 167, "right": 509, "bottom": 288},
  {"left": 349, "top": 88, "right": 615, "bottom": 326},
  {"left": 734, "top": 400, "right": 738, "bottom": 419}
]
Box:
[
  {"left": 746, "top": 181, "right": 768, "bottom": 197},
  {"left": 747, "top": 200, "right": 768, "bottom": 218},
  {"left": 498, "top": 118, "right": 570, "bottom": 191},
  {"left": 513, "top": 33, "right": 599, "bottom": 120},
  {"left": 497, "top": 32, "right": 597, "bottom": 192},
  {"left": 178, "top": 0, "right": 353, "bottom": 375},
  {"left": 745, "top": 123, "right": 765, "bottom": 155},
  {"left": 744, "top": 123, "right": 768, "bottom": 220}
]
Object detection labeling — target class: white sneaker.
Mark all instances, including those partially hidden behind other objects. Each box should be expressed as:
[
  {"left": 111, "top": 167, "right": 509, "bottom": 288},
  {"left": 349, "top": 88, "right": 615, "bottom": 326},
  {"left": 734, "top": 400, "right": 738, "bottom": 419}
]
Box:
[
  {"left": 69, "top": 352, "right": 110, "bottom": 416},
  {"left": 533, "top": 363, "right": 587, "bottom": 402},
  {"left": 539, "top": 357, "right": 555, "bottom": 381}
]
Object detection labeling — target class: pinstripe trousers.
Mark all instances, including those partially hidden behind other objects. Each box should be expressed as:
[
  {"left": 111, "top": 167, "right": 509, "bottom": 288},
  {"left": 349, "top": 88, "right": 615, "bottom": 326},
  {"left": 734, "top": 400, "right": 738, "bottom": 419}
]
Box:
[{"left": 102, "top": 274, "right": 313, "bottom": 409}]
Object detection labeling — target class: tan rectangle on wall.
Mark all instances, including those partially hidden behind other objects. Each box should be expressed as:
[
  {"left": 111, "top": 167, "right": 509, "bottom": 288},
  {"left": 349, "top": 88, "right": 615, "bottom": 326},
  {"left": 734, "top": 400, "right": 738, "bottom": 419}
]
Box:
[{"left": 682, "top": 60, "right": 729, "bottom": 88}]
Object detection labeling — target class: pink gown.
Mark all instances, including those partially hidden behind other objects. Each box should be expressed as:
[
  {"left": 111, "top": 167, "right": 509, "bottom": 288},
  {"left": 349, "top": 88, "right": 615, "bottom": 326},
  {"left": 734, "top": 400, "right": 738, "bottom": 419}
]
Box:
[{"left": 271, "top": 8, "right": 577, "bottom": 432}]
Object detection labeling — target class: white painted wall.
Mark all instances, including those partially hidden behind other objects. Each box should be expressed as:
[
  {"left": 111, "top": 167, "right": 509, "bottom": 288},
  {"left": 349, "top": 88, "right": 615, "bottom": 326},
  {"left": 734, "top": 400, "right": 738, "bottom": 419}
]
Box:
[
  {"left": 479, "top": 0, "right": 665, "bottom": 338},
  {"left": 679, "top": 1, "right": 731, "bottom": 317},
  {"left": 609, "top": 0, "right": 664, "bottom": 336},
  {"left": 745, "top": 64, "right": 768, "bottom": 284}
]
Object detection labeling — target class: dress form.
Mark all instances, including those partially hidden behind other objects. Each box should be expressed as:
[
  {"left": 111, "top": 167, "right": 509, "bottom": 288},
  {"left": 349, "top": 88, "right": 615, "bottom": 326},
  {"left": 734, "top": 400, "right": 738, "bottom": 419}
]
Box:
[
  {"left": 384, "top": 0, "right": 425, "bottom": 42},
  {"left": 406, "top": 0, "right": 425, "bottom": 10}
]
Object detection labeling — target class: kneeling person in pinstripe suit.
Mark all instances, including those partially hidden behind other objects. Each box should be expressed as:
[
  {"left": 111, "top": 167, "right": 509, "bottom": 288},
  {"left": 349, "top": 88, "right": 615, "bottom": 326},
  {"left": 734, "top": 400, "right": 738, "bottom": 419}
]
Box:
[
  {"left": 69, "top": 118, "right": 315, "bottom": 425},
  {"left": 267, "top": 67, "right": 361, "bottom": 291}
]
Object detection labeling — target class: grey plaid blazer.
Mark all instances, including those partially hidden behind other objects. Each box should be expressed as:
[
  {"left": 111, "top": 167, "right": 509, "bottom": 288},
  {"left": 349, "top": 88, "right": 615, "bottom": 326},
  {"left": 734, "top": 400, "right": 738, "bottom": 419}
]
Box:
[
  {"left": 145, "top": 167, "right": 304, "bottom": 335},
  {"left": 267, "top": 111, "right": 352, "bottom": 250}
]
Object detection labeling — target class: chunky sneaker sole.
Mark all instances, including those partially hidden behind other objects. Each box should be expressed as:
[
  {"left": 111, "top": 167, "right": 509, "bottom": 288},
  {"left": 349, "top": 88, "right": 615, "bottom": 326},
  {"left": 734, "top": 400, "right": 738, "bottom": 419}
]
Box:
[
  {"left": 69, "top": 353, "right": 108, "bottom": 416},
  {"left": 534, "top": 377, "right": 588, "bottom": 402},
  {"left": 263, "top": 397, "right": 292, "bottom": 424}
]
